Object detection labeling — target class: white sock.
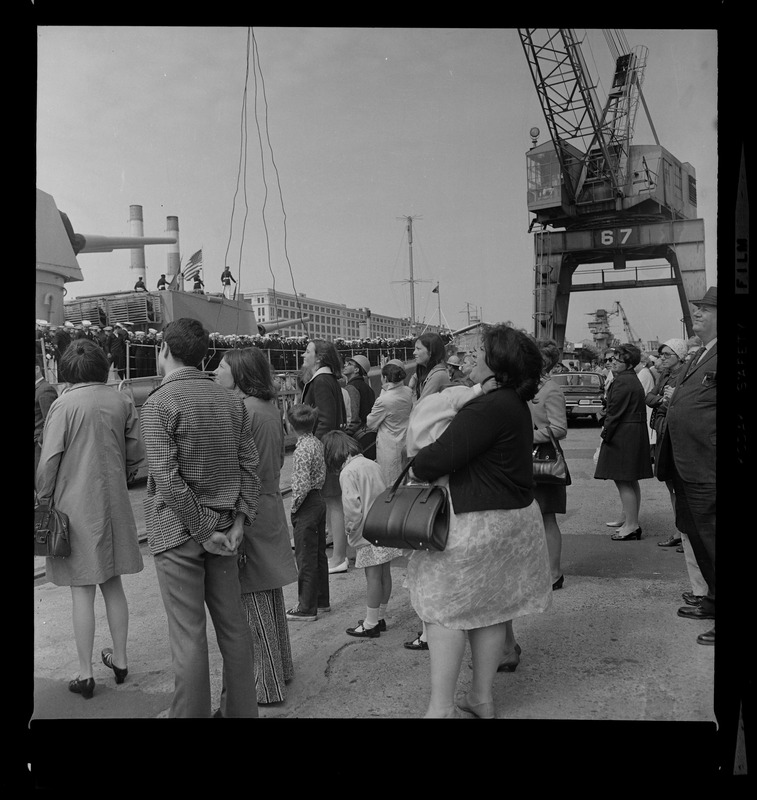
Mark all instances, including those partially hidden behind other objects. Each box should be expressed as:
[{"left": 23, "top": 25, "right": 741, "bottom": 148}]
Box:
[
  {"left": 379, "top": 603, "right": 388, "bottom": 621},
  {"left": 364, "top": 606, "right": 380, "bottom": 628}
]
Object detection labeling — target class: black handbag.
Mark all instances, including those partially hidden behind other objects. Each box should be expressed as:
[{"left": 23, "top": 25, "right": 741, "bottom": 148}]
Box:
[
  {"left": 34, "top": 502, "right": 72, "bottom": 558},
  {"left": 533, "top": 426, "right": 571, "bottom": 486},
  {"left": 363, "top": 460, "right": 449, "bottom": 551}
]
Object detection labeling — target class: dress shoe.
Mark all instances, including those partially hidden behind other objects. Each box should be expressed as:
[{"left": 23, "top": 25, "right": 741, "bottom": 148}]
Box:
[
  {"left": 552, "top": 575, "right": 564, "bottom": 591},
  {"left": 404, "top": 632, "right": 428, "bottom": 650},
  {"left": 658, "top": 536, "right": 682, "bottom": 548},
  {"left": 358, "top": 618, "right": 386, "bottom": 632},
  {"left": 456, "top": 693, "right": 495, "bottom": 719},
  {"left": 68, "top": 676, "right": 95, "bottom": 699},
  {"left": 611, "top": 527, "right": 642, "bottom": 541},
  {"left": 681, "top": 592, "right": 703, "bottom": 606},
  {"left": 328, "top": 558, "right": 348, "bottom": 574},
  {"left": 677, "top": 605, "right": 715, "bottom": 621},
  {"left": 497, "top": 643, "right": 522, "bottom": 673},
  {"left": 101, "top": 647, "right": 128, "bottom": 684},
  {"left": 346, "top": 621, "right": 380, "bottom": 638},
  {"left": 697, "top": 628, "right": 715, "bottom": 646}
]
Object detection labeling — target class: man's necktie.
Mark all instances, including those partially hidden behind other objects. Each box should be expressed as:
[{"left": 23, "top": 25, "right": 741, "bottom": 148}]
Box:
[{"left": 687, "top": 347, "right": 705, "bottom": 375}]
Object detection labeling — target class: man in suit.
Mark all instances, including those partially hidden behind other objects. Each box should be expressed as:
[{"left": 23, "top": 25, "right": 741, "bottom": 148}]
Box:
[
  {"left": 657, "top": 286, "right": 717, "bottom": 645},
  {"left": 140, "top": 317, "right": 261, "bottom": 717},
  {"left": 35, "top": 355, "right": 59, "bottom": 477}
]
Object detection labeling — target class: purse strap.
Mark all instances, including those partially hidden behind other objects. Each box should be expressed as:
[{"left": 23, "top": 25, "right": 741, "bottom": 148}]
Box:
[
  {"left": 544, "top": 426, "right": 565, "bottom": 456},
  {"left": 386, "top": 459, "right": 417, "bottom": 500}
]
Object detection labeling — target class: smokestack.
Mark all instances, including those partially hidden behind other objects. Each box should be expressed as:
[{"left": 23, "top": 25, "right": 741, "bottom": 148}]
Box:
[
  {"left": 166, "top": 216, "right": 180, "bottom": 279},
  {"left": 129, "top": 205, "right": 147, "bottom": 283}
]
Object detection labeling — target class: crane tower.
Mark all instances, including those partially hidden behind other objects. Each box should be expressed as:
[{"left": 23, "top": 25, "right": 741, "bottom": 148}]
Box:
[{"left": 519, "top": 29, "right": 707, "bottom": 351}]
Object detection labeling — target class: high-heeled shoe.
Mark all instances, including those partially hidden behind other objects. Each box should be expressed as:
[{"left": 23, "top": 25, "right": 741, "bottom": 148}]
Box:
[
  {"left": 497, "top": 642, "right": 522, "bottom": 673},
  {"left": 101, "top": 648, "right": 128, "bottom": 684},
  {"left": 611, "top": 527, "right": 642, "bottom": 541},
  {"left": 456, "top": 693, "right": 496, "bottom": 719},
  {"left": 68, "top": 676, "right": 95, "bottom": 699},
  {"left": 552, "top": 574, "right": 564, "bottom": 590}
]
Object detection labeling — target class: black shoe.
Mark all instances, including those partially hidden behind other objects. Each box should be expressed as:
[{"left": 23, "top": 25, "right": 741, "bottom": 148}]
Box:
[
  {"left": 677, "top": 605, "right": 715, "bottom": 621},
  {"left": 658, "top": 536, "right": 682, "bottom": 548},
  {"left": 346, "top": 621, "right": 380, "bottom": 638},
  {"left": 101, "top": 647, "right": 128, "bottom": 684},
  {"left": 681, "top": 592, "right": 703, "bottom": 606},
  {"left": 358, "top": 618, "right": 386, "bottom": 632},
  {"left": 403, "top": 632, "right": 429, "bottom": 650},
  {"left": 68, "top": 677, "right": 95, "bottom": 699},
  {"left": 697, "top": 628, "right": 715, "bottom": 646},
  {"left": 611, "top": 527, "right": 642, "bottom": 541},
  {"left": 552, "top": 575, "right": 564, "bottom": 591}
]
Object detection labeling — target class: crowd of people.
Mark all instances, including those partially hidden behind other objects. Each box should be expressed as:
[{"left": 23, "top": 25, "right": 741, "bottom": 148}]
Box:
[{"left": 34, "top": 286, "right": 716, "bottom": 717}]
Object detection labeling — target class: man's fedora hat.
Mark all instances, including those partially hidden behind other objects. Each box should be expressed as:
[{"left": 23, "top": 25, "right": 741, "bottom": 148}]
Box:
[{"left": 691, "top": 286, "right": 717, "bottom": 307}]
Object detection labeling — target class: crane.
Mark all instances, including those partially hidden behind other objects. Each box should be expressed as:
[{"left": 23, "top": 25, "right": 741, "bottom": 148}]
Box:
[
  {"left": 519, "top": 28, "right": 707, "bottom": 351},
  {"left": 612, "top": 301, "right": 644, "bottom": 350},
  {"left": 586, "top": 301, "right": 644, "bottom": 351}
]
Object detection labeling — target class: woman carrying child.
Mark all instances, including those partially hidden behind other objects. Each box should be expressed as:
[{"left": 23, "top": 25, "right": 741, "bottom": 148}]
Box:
[{"left": 321, "top": 431, "right": 404, "bottom": 638}]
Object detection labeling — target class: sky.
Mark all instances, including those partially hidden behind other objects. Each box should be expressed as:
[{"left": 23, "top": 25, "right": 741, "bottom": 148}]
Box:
[{"left": 36, "top": 26, "right": 718, "bottom": 347}]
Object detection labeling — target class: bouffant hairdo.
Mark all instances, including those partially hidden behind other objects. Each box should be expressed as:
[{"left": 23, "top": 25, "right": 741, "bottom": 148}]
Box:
[
  {"left": 480, "top": 323, "right": 542, "bottom": 402},
  {"left": 616, "top": 343, "right": 642, "bottom": 368},
  {"left": 536, "top": 339, "right": 562, "bottom": 373}
]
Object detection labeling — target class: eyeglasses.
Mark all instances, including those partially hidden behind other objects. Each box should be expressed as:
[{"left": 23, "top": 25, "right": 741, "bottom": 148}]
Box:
[
  {"left": 659, "top": 351, "right": 675, "bottom": 358},
  {"left": 607, "top": 356, "right": 621, "bottom": 363}
]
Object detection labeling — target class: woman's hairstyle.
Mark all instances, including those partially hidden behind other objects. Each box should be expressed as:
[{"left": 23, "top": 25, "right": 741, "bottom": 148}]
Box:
[
  {"left": 413, "top": 332, "right": 447, "bottom": 396},
  {"left": 536, "top": 339, "right": 562, "bottom": 373},
  {"left": 222, "top": 347, "right": 275, "bottom": 400},
  {"left": 480, "top": 323, "right": 542, "bottom": 402},
  {"left": 287, "top": 403, "right": 319, "bottom": 434},
  {"left": 163, "top": 317, "right": 209, "bottom": 367},
  {"left": 321, "top": 430, "right": 361, "bottom": 472},
  {"left": 382, "top": 362, "right": 406, "bottom": 383},
  {"left": 58, "top": 338, "right": 110, "bottom": 384},
  {"left": 310, "top": 338, "right": 342, "bottom": 379},
  {"left": 616, "top": 343, "right": 642, "bottom": 368}
]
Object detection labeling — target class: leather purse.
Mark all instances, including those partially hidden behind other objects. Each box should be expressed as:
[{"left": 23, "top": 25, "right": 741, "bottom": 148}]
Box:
[
  {"left": 363, "top": 460, "right": 449, "bottom": 551},
  {"left": 34, "top": 502, "right": 72, "bottom": 558},
  {"left": 533, "top": 426, "right": 572, "bottom": 486}
]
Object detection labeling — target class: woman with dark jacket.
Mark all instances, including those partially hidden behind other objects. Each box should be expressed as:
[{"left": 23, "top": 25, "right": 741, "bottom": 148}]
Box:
[
  {"left": 214, "top": 347, "right": 298, "bottom": 705},
  {"left": 407, "top": 324, "right": 551, "bottom": 718},
  {"left": 301, "top": 339, "right": 349, "bottom": 573},
  {"left": 594, "top": 343, "right": 654, "bottom": 540}
]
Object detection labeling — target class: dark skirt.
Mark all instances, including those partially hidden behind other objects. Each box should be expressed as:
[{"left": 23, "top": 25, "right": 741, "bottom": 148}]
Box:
[
  {"left": 594, "top": 422, "right": 653, "bottom": 481},
  {"left": 533, "top": 482, "right": 566, "bottom": 515},
  {"left": 320, "top": 471, "right": 342, "bottom": 499}
]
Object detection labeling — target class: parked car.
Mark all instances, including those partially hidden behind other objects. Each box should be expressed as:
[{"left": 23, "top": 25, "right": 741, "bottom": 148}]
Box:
[{"left": 551, "top": 371, "right": 606, "bottom": 423}]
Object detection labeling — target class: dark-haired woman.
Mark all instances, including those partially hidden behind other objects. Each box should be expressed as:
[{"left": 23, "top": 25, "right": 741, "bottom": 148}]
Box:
[
  {"left": 365, "top": 360, "right": 414, "bottom": 487},
  {"left": 407, "top": 324, "right": 551, "bottom": 718},
  {"left": 214, "top": 347, "right": 298, "bottom": 704},
  {"left": 301, "top": 339, "right": 349, "bottom": 573},
  {"left": 529, "top": 340, "right": 569, "bottom": 590},
  {"left": 408, "top": 332, "right": 451, "bottom": 403},
  {"left": 595, "top": 343, "right": 654, "bottom": 540},
  {"left": 36, "top": 339, "right": 145, "bottom": 699}
]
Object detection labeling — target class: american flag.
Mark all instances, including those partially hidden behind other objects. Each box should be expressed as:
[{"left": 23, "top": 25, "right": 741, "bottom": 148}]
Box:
[{"left": 183, "top": 249, "right": 203, "bottom": 281}]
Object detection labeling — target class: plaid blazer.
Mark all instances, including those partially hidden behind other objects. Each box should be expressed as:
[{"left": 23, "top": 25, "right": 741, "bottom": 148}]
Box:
[{"left": 140, "top": 367, "right": 260, "bottom": 555}]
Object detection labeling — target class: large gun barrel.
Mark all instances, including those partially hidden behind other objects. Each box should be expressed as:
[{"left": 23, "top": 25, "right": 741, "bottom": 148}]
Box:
[
  {"left": 75, "top": 233, "right": 177, "bottom": 254},
  {"left": 257, "top": 316, "right": 310, "bottom": 335}
]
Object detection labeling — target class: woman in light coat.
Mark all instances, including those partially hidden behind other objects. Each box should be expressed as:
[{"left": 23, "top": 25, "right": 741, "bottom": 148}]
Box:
[
  {"left": 365, "top": 360, "right": 414, "bottom": 487},
  {"left": 36, "top": 339, "right": 145, "bottom": 700},
  {"left": 214, "top": 347, "right": 298, "bottom": 705}
]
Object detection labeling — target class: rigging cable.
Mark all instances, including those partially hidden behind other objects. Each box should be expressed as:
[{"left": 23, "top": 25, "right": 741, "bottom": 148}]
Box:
[{"left": 251, "top": 27, "right": 309, "bottom": 335}]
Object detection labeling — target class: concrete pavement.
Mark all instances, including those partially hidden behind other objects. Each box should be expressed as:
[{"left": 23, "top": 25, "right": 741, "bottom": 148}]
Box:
[{"left": 31, "top": 422, "right": 716, "bottom": 723}]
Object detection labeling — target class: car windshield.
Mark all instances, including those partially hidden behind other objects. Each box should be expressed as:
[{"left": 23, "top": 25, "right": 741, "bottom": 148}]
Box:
[{"left": 552, "top": 373, "right": 602, "bottom": 387}]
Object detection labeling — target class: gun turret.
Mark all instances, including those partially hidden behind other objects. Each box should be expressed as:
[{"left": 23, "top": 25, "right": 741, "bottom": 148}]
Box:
[{"left": 257, "top": 316, "right": 310, "bottom": 335}]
